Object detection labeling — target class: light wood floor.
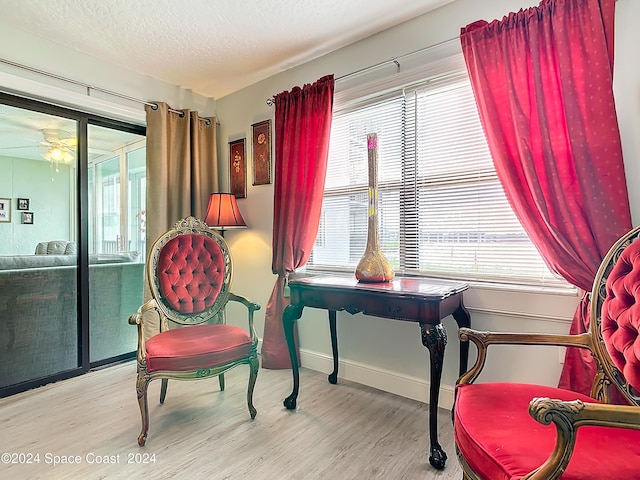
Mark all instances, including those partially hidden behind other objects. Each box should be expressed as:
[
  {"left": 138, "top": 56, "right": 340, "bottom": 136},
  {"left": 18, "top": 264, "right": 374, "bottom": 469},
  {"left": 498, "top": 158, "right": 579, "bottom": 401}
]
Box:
[{"left": 0, "top": 361, "right": 462, "bottom": 479}]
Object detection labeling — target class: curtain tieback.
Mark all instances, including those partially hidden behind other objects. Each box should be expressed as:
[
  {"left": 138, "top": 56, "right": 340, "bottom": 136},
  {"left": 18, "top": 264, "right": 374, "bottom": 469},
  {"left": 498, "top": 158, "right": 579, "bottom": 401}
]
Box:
[{"left": 283, "top": 275, "right": 290, "bottom": 298}]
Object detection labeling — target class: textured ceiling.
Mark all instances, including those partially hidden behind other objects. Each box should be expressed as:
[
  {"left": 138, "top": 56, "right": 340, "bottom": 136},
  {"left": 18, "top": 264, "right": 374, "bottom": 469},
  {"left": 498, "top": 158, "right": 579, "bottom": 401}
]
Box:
[{"left": 0, "top": 0, "right": 454, "bottom": 99}]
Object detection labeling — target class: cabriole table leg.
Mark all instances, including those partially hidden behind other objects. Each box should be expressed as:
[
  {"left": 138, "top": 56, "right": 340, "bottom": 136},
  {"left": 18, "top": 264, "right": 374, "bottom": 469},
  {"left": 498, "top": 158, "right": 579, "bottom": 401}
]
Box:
[
  {"left": 421, "top": 322, "right": 448, "bottom": 470},
  {"left": 283, "top": 303, "right": 304, "bottom": 410}
]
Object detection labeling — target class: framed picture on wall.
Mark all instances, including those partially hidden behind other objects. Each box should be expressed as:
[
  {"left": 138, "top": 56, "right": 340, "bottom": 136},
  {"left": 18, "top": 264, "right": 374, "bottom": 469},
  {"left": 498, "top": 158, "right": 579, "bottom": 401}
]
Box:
[
  {"left": 251, "top": 120, "right": 272, "bottom": 185},
  {"left": 0, "top": 198, "right": 11, "bottom": 223},
  {"left": 229, "top": 138, "right": 247, "bottom": 198},
  {"left": 17, "top": 198, "right": 29, "bottom": 210},
  {"left": 21, "top": 212, "right": 34, "bottom": 224}
]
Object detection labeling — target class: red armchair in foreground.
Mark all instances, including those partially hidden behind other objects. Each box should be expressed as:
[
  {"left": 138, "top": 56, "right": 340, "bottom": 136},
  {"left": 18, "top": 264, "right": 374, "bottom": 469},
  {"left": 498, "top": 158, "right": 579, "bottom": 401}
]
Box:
[
  {"left": 129, "top": 216, "right": 260, "bottom": 446},
  {"left": 454, "top": 225, "right": 640, "bottom": 479}
]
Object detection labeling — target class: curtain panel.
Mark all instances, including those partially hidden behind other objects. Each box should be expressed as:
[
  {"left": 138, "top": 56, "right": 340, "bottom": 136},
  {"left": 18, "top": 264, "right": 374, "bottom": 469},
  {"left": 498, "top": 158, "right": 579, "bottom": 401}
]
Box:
[
  {"left": 460, "top": 0, "right": 631, "bottom": 397},
  {"left": 145, "top": 102, "right": 218, "bottom": 249},
  {"left": 261, "top": 75, "right": 335, "bottom": 369}
]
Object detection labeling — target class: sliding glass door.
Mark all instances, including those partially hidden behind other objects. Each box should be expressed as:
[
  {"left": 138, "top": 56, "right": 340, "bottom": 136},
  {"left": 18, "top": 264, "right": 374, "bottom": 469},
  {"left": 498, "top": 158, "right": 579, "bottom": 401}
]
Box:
[{"left": 0, "top": 92, "right": 145, "bottom": 395}]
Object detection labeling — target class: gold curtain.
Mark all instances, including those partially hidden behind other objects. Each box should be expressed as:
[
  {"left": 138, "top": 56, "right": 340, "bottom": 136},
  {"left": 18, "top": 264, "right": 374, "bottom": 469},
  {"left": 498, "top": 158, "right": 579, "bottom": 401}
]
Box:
[
  {"left": 145, "top": 102, "right": 218, "bottom": 250},
  {"left": 142, "top": 102, "right": 218, "bottom": 339}
]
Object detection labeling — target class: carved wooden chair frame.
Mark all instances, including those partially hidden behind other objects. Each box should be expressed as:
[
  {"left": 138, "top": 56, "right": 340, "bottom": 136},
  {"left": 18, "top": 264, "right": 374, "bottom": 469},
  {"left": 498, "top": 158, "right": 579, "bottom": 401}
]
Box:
[{"left": 129, "top": 217, "right": 260, "bottom": 446}]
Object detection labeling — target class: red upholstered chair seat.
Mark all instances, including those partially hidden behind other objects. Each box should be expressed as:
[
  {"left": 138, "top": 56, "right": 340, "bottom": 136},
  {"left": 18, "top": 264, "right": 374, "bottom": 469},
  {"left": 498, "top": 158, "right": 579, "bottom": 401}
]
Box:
[
  {"left": 145, "top": 324, "right": 253, "bottom": 373},
  {"left": 455, "top": 382, "right": 640, "bottom": 480}
]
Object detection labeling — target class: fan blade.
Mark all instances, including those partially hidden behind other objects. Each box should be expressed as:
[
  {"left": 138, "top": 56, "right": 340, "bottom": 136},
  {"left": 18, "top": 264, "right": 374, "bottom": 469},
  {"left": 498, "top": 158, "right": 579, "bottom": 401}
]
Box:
[{"left": 0, "top": 144, "right": 36, "bottom": 150}]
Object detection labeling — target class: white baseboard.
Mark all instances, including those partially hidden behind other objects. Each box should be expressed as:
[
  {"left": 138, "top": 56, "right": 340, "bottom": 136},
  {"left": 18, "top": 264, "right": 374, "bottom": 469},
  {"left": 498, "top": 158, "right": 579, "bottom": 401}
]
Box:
[{"left": 298, "top": 347, "right": 455, "bottom": 411}]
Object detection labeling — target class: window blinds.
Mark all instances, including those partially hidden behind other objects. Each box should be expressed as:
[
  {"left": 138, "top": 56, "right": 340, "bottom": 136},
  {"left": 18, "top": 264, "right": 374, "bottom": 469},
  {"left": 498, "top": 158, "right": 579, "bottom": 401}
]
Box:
[{"left": 310, "top": 46, "right": 567, "bottom": 287}]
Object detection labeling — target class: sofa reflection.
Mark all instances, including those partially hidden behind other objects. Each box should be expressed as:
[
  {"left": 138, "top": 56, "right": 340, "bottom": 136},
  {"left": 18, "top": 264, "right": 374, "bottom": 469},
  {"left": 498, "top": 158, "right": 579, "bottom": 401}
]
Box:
[{"left": 0, "top": 251, "right": 144, "bottom": 388}]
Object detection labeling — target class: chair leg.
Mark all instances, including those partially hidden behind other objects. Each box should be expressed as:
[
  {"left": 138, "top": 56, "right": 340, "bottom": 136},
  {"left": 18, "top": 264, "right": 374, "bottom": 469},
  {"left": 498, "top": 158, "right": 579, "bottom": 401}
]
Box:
[
  {"left": 159, "top": 378, "right": 168, "bottom": 404},
  {"left": 247, "top": 355, "right": 259, "bottom": 419},
  {"left": 136, "top": 372, "right": 151, "bottom": 447},
  {"left": 219, "top": 373, "right": 225, "bottom": 391}
]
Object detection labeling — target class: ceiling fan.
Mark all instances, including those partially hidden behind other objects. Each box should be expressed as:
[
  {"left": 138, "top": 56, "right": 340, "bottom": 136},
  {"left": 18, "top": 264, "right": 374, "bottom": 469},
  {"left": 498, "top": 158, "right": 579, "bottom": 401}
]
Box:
[
  {"left": 39, "top": 129, "right": 76, "bottom": 166},
  {"left": 0, "top": 128, "right": 77, "bottom": 165},
  {"left": 1, "top": 128, "right": 116, "bottom": 169}
]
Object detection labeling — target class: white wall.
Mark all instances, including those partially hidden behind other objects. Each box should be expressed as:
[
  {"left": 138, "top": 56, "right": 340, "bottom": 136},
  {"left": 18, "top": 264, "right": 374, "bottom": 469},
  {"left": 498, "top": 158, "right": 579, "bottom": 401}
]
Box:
[
  {"left": 216, "top": 0, "right": 640, "bottom": 409},
  {"left": 0, "top": 0, "right": 638, "bottom": 410},
  {"left": 615, "top": 0, "right": 640, "bottom": 222},
  {"left": 0, "top": 155, "right": 72, "bottom": 255}
]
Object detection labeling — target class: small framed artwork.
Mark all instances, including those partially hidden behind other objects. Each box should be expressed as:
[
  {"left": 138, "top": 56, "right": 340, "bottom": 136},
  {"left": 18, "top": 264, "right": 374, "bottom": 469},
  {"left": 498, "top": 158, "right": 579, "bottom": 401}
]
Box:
[
  {"left": 229, "top": 138, "right": 247, "bottom": 198},
  {"left": 21, "top": 212, "right": 34, "bottom": 224},
  {"left": 251, "top": 120, "right": 272, "bottom": 185},
  {"left": 0, "top": 198, "right": 10, "bottom": 223},
  {"left": 17, "top": 197, "right": 29, "bottom": 210}
]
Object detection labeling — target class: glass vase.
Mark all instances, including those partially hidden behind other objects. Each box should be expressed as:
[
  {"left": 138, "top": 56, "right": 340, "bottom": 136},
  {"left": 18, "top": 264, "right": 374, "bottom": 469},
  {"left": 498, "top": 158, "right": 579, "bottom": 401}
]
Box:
[{"left": 355, "top": 133, "right": 395, "bottom": 283}]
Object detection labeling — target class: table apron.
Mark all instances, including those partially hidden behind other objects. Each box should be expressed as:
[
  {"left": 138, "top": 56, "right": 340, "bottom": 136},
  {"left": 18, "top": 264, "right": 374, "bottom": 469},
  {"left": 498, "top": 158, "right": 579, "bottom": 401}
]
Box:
[{"left": 291, "top": 288, "right": 463, "bottom": 324}]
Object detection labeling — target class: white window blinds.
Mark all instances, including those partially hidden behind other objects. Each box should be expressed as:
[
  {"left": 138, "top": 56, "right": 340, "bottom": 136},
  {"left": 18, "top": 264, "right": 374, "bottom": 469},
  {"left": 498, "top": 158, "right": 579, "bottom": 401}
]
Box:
[{"left": 309, "top": 46, "right": 567, "bottom": 287}]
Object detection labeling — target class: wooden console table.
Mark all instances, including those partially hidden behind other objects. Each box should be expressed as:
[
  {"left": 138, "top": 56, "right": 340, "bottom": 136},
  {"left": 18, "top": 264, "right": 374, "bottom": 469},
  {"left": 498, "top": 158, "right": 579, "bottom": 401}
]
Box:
[{"left": 282, "top": 275, "right": 470, "bottom": 470}]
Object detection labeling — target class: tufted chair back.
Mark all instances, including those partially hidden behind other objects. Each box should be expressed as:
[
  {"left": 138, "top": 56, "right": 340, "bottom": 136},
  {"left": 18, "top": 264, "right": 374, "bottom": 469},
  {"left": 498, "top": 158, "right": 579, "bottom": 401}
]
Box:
[
  {"left": 147, "top": 217, "right": 231, "bottom": 327},
  {"left": 592, "top": 228, "right": 640, "bottom": 404}
]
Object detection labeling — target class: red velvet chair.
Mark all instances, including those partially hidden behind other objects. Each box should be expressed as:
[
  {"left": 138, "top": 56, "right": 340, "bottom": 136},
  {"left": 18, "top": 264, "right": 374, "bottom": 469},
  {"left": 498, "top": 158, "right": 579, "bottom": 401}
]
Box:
[
  {"left": 129, "top": 216, "right": 260, "bottom": 446},
  {"left": 454, "top": 225, "right": 640, "bottom": 479}
]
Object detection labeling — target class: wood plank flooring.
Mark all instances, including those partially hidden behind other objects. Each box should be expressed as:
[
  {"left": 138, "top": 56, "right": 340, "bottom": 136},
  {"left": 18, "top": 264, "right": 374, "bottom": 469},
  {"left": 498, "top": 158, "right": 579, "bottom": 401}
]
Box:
[{"left": 0, "top": 361, "right": 462, "bottom": 479}]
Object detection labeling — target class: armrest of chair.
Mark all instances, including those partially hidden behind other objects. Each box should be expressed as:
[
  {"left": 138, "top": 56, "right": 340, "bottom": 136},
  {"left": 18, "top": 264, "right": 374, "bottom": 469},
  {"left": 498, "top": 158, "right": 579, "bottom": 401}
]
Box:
[
  {"left": 128, "top": 299, "right": 161, "bottom": 364},
  {"left": 227, "top": 292, "right": 261, "bottom": 342},
  {"left": 457, "top": 327, "right": 593, "bottom": 385},
  {"left": 525, "top": 397, "right": 640, "bottom": 479}
]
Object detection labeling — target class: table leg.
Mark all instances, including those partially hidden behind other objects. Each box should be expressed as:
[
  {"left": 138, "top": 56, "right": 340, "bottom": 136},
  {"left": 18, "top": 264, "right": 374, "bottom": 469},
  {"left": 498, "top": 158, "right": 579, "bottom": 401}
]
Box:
[
  {"left": 328, "top": 310, "right": 338, "bottom": 384},
  {"left": 283, "top": 303, "right": 304, "bottom": 410},
  {"left": 452, "top": 302, "right": 471, "bottom": 376},
  {"left": 421, "top": 322, "right": 448, "bottom": 470}
]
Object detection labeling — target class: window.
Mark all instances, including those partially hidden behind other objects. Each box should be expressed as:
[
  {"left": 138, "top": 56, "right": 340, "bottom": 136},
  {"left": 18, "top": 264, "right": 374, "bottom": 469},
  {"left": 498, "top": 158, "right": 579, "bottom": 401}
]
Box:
[
  {"left": 309, "top": 51, "right": 565, "bottom": 287},
  {"left": 88, "top": 126, "right": 146, "bottom": 259}
]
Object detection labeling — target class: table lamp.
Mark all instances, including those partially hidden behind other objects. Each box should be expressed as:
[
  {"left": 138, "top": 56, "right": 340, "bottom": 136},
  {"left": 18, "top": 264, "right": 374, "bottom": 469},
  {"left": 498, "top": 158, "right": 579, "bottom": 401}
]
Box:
[{"left": 204, "top": 193, "right": 247, "bottom": 236}]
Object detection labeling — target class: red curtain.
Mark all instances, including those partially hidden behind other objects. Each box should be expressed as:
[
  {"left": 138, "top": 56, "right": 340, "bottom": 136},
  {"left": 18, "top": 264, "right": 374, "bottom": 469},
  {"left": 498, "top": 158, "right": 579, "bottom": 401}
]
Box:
[
  {"left": 261, "top": 75, "right": 335, "bottom": 369},
  {"left": 461, "top": 0, "right": 631, "bottom": 396}
]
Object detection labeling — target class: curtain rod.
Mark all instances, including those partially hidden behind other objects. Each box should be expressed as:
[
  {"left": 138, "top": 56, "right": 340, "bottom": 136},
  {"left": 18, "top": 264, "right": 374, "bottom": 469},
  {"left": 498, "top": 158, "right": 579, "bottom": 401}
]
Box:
[
  {"left": 0, "top": 56, "right": 213, "bottom": 125},
  {"left": 265, "top": 0, "right": 624, "bottom": 107},
  {"left": 265, "top": 35, "right": 459, "bottom": 106}
]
